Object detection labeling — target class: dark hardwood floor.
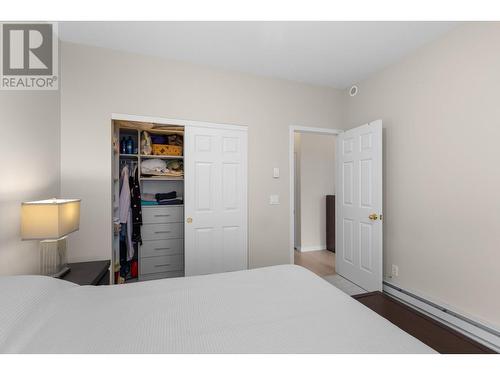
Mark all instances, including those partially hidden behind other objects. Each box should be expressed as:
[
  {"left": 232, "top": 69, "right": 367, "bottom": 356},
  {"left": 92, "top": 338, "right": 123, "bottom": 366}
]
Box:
[{"left": 353, "top": 292, "right": 495, "bottom": 354}]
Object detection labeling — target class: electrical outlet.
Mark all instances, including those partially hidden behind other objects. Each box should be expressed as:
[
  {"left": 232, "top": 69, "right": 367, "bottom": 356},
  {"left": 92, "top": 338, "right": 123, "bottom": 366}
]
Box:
[{"left": 391, "top": 264, "right": 399, "bottom": 277}]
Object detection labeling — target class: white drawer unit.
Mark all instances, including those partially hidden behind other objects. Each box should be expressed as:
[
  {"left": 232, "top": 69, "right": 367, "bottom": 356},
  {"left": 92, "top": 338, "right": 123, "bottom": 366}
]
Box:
[
  {"left": 139, "top": 206, "right": 185, "bottom": 282},
  {"left": 140, "top": 239, "right": 183, "bottom": 258},
  {"left": 141, "top": 223, "right": 184, "bottom": 241},
  {"left": 140, "top": 254, "right": 184, "bottom": 274},
  {"left": 139, "top": 270, "right": 184, "bottom": 281},
  {"left": 142, "top": 206, "right": 183, "bottom": 224}
]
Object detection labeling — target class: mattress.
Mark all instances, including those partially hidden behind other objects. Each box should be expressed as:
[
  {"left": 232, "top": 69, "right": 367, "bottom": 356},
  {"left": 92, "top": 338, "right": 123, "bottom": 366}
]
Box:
[{"left": 0, "top": 265, "right": 435, "bottom": 353}]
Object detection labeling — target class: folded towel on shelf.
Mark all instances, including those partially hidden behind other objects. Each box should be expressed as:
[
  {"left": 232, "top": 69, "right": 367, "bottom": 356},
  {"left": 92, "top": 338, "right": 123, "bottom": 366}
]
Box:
[
  {"left": 141, "top": 200, "right": 159, "bottom": 206},
  {"left": 158, "top": 199, "right": 183, "bottom": 205},
  {"left": 155, "top": 192, "right": 176, "bottom": 201},
  {"left": 141, "top": 193, "right": 156, "bottom": 202},
  {"left": 141, "top": 158, "right": 168, "bottom": 175},
  {"left": 141, "top": 158, "right": 184, "bottom": 177}
]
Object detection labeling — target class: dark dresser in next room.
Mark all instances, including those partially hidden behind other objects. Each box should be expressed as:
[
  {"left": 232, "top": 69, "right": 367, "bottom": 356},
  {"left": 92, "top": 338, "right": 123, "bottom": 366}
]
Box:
[{"left": 326, "top": 195, "right": 335, "bottom": 252}]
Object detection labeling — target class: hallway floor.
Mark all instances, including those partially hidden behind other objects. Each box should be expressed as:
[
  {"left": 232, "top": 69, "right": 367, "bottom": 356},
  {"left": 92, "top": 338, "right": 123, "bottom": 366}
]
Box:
[{"left": 294, "top": 249, "right": 335, "bottom": 277}]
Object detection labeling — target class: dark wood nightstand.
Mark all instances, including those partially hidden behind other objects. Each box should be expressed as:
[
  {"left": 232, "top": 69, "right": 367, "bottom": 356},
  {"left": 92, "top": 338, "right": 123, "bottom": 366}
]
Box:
[{"left": 60, "top": 260, "right": 111, "bottom": 286}]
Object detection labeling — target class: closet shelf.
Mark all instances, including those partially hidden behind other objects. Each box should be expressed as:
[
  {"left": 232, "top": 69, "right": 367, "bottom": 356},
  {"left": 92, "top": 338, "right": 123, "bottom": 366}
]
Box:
[
  {"left": 140, "top": 176, "right": 184, "bottom": 181},
  {"left": 141, "top": 154, "right": 184, "bottom": 160},
  {"left": 143, "top": 128, "right": 184, "bottom": 136},
  {"left": 119, "top": 154, "right": 138, "bottom": 158}
]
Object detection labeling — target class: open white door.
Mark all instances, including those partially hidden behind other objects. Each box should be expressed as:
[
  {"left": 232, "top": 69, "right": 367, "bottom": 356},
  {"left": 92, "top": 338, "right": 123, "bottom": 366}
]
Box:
[
  {"left": 184, "top": 125, "right": 248, "bottom": 276},
  {"left": 336, "top": 120, "right": 382, "bottom": 291}
]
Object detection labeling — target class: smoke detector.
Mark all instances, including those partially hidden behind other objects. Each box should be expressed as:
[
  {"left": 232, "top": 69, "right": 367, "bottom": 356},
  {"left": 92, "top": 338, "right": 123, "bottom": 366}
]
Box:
[{"left": 349, "top": 85, "right": 359, "bottom": 97}]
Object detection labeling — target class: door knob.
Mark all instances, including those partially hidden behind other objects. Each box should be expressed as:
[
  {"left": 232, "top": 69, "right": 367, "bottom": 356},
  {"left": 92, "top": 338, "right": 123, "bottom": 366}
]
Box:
[
  {"left": 368, "top": 213, "right": 379, "bottom": 221},
  {"left": 186, "top": 217, "right": 193, "bottom": 224}
]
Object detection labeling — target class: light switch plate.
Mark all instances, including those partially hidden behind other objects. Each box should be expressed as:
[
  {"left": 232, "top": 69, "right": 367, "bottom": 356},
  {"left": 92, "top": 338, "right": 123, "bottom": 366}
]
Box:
[
  {"left": 273, "top": 167, "right": 280, "bottom": 178},
  {"left": 269, "top": 194, "right": 280, "bottom": 205}
]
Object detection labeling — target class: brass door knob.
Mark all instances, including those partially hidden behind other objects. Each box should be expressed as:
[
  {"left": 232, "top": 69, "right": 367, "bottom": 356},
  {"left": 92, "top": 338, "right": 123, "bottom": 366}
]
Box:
[
  {"left": 186, "top": 217, "right": 193, "bottom": 224},
  {"left": 368, "top": 213, "right": 379, "bottom": 221}
]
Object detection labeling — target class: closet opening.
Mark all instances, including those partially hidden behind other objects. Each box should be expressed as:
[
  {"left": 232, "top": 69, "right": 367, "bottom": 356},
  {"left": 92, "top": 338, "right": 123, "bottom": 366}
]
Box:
[{"left": 112, "top": 119, "right": 185, "bottom": 284}]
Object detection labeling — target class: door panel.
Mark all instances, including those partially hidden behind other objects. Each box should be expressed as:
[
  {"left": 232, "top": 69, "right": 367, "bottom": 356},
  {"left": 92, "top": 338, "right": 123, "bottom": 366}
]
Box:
[
  {"left": 222, "top": 163, "right": 240, "bottom": 210},
  {"left": 336, "top": 120, "right": 382, "bottom": 291},
  {"left": 195, "top": 162, "right": 214, "bottom": 211},
  {"left": 222, "top": 226, "right": 244, "bottom": 272},
  {"left": 185, "top": 125, "right": 248, "bottom": 276},
  {"left": 342, "top": 161, "right": 354, "bottom": 205},
  {"left": 343, "top": 219, "right": 354, "bottom": 263}
]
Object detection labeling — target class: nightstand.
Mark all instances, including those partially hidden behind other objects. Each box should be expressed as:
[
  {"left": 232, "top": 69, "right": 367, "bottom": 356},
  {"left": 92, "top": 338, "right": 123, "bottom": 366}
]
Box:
[{"left": 60, "top": 260, "right": 111, "bottom": 286}]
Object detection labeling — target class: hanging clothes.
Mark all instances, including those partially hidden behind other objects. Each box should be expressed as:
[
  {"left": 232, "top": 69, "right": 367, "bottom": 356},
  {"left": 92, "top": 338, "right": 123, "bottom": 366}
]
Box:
[
  {"left": 119, "top": 164, "right": 134, "bottom": 261},
  {"left": 130, "top": 165, "right": 143, "bottom": 247},
  {"left": 119, "top": 225, "right": 129, "bottom": 278},
  {"left": 119, "top": 164, "right": 130, "bottom": 222}
]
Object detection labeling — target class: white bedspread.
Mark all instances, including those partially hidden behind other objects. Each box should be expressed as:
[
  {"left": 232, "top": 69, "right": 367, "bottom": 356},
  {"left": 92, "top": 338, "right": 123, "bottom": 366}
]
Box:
[{"left": 0, "top": 265, "right": 435, "bottom": 353}]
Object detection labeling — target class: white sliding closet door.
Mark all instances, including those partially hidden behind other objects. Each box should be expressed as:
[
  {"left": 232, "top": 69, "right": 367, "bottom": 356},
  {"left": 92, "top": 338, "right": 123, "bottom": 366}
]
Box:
[{"left": 184, "top": 125, "right": 248, "bottom": 276}]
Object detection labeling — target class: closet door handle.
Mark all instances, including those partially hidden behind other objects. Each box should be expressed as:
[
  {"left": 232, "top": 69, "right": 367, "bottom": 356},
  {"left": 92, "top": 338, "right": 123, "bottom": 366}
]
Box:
[
  {"left": 154, "top": 247, "right": 171, "bottom": 251},
  {"left": 155, "top": 264, "right": 170, "bottom": 268},
  {"left": 154, "top": 230, "right": 171, "bottom": 234}
]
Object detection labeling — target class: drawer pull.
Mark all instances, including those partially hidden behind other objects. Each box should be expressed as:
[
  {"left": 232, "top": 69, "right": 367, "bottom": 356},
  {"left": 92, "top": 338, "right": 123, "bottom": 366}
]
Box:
[
  {"left": 154, "top": 230, "right": 171, "bottom": 234},
  {"left": 154, "top": 247, "right": 171, "bottom": 251},
  {"left": 154, "top": 214, "right": 171, "bottom": 217},
  {"left": 155, "top": 264, "right": 170, "bottom": 268}
]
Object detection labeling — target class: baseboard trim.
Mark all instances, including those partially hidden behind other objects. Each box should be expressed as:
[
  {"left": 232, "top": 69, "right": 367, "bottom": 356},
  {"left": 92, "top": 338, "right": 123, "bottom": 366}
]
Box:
[
  {"left": 299, "top": 245, "right": 326, "bottom": 252},
  {"left": 383, "top": 281, "right": 500, "bottom": 353}
]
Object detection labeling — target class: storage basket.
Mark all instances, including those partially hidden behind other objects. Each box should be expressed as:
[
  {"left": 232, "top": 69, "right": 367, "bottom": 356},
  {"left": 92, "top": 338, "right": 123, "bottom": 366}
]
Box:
[{"left": 152, "top": 144, "right": 183, "bottom": 156}]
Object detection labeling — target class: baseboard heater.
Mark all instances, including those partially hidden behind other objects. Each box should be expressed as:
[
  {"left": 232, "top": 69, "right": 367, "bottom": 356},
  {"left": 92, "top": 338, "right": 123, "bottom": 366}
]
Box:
[{"left": 383, "top": 281, "right": 500, "bottom": 353}]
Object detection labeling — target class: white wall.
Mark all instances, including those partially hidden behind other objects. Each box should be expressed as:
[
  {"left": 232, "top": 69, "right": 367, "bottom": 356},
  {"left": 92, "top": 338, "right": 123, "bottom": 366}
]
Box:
[
  {"left": 60, "top": 42, "right": 344, "bottom": 268},
  {"left": 344, "top": 22, "right": 500, "bottom": 327},
  {"left": 297, "top": 133, "right": 336, "bottom": 251},
  {"left": 0, "top": 91, "right": 60, "bottom": 275}
]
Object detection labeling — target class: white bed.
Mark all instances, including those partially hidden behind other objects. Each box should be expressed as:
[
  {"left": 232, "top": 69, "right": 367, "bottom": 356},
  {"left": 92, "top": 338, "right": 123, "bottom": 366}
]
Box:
[{"left": 0, "top": 265, "right": 435, "bottom": 353}]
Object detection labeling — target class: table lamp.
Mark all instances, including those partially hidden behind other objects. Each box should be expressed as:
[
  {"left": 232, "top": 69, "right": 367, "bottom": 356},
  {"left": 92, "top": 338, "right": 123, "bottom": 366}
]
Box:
[{"left": 21, "top": 198, "right": 81, "bottom": 278}]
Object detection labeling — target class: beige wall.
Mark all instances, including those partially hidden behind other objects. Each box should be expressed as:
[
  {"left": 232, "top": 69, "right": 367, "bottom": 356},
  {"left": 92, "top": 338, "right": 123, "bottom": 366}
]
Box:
[
  {"left": 59, "top": 42, "right": 344, "bottom": 269},
  {"left": 344, "top": 22, "right": 500, "bottom": 326},
  {"left": 296, "top": 133, "right": 336, "bottom": 251},
  {"left": 0, "top": 91, "right": 60, "bottom": 275}
]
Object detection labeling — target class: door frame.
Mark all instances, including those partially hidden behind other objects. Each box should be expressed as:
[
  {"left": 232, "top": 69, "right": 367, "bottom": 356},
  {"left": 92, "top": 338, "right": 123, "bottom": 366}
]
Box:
[
  {"left": 288, "top": 125, "right": 344, "bottom": 264},
  {"left": 111, "top": 113, "right": 247, "bottom": 131}
]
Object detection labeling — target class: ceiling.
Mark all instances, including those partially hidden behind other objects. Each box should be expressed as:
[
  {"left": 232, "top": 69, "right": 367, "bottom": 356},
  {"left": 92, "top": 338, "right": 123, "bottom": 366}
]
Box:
[{"left": 59, "top": 21, "right": 457, "bottom": 89}]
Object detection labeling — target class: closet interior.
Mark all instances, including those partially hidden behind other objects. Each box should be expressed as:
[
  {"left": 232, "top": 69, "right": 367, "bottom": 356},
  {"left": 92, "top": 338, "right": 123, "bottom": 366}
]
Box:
[{"left": 112, "top": 120, "right": 185, "bottom": 284}]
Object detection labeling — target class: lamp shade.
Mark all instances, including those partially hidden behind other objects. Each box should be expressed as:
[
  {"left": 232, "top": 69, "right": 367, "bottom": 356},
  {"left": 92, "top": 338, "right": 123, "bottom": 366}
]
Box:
[{"left": 21, "top": 199, "right": 81, "bottom": 240}]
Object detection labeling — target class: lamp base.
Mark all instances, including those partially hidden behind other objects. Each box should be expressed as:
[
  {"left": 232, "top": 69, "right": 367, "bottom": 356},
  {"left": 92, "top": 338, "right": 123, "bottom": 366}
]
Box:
[{"left": 40, "top": 237, "right": 69, "bottom": 277}]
